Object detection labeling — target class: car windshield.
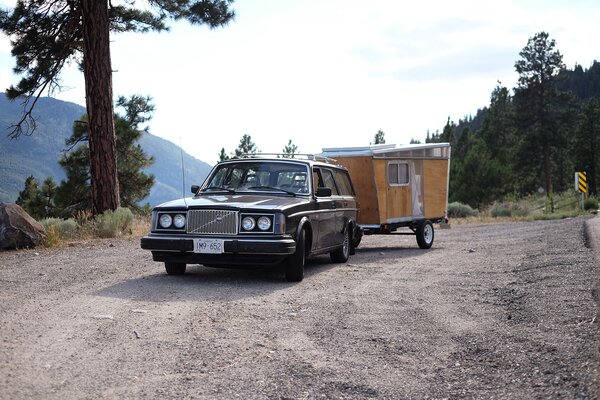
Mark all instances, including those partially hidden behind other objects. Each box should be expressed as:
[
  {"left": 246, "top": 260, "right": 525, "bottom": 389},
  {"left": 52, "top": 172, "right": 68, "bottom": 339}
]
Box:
[{"left": 203, "top": 161, "right": 310, "bottom": 195}]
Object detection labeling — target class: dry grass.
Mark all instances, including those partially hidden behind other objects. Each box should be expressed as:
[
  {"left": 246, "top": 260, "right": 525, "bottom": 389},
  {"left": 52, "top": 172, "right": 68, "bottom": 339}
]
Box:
[
  {"left": 450, "top": 206, "right": 593, "bottom": 226},
  {"left": 447, "top": 190, "right": 599, "bottom": 226},
  {"left": 448, "top": 215, "right": 532, "bottom": 226},
  {"left": 42, "top": 224, "right": 64, "bottom": 248},
  {"left": 39, "top": 209, "right": 151, "bottom": 248},
  {"left": 131, "top": 215, "right": 151, "bottom": 236}
]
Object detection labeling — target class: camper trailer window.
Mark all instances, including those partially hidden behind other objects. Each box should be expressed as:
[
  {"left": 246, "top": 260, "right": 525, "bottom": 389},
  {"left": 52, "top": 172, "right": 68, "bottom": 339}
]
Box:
[{"left": 388, "top": 162, "right": 409, "bottom": 185}]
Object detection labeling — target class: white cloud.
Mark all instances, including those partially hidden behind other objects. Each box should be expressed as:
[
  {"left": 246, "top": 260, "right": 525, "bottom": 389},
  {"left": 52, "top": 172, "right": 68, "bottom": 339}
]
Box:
[{"left": 1, "top": 0, "right": 600, "bottom": 164}]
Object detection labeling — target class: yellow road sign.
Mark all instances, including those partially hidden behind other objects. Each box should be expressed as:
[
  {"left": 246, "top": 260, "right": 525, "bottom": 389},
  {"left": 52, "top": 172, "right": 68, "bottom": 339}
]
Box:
[{"left": 577, "top": 171, "right": 587, "bottom": 193}]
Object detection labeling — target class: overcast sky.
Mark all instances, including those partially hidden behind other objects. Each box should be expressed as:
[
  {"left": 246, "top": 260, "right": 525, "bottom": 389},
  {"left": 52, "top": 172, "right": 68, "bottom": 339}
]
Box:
[{"left": 1, "top": 0, "right": 600, "bottom": 164}]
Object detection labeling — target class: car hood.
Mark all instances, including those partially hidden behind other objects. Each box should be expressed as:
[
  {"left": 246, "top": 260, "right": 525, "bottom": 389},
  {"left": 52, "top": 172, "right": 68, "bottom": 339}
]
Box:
[{"left": 155, "top": 193, "right": 311, "bottom": 211}]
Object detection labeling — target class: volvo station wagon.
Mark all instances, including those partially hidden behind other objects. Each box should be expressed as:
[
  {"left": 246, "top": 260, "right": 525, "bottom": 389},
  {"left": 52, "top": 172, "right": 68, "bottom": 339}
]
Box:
[{"left": 140, "top": 155, "right": 359, "bottom": 281}]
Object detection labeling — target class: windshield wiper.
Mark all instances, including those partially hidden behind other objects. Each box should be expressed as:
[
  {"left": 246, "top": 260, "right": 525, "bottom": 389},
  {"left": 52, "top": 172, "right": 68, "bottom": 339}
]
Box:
[
  {"left": 246, "top": 186, "right": 297, "bottom": 196},
  {"left": 201, "top": 186, "right": 236, "bottom": 194}
]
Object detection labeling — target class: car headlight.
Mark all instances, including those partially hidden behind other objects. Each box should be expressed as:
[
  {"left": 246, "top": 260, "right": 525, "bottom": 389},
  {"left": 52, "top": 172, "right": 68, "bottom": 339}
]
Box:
[
  {"left": 257, "top": 216, "right": 271, "bottom": 231},
  {"left": 242, "top": 216, "right": 256, "bottom": 231},
  {"left": 159, "top": 214, "right": 172, "bottom": 229},
  {"left": 173, "top": 214, "right": 186, "bottom": 229}
]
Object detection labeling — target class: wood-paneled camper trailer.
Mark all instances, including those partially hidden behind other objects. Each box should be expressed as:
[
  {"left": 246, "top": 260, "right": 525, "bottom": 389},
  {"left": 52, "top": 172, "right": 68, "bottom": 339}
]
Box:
[{"left": 321, "top": 143, "right": 451, "bottom": 249}]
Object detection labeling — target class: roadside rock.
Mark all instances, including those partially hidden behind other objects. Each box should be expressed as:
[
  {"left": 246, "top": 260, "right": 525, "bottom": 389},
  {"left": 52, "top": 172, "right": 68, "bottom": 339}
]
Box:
[{"left": 0, "top": 203, "right": 46, "bottom": 250}]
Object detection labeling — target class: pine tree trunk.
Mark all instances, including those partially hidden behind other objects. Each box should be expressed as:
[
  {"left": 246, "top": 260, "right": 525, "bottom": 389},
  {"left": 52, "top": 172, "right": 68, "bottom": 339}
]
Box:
[{"left": 80, "top": 0, "right": 120, "bottom": 215}]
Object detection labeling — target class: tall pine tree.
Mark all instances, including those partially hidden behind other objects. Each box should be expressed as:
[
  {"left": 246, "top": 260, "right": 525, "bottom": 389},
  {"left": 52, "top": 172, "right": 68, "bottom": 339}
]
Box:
[
  {"left": 54, "top": 96, "right": 156, "bottom": 216},
  {"left": 282, "top": 139, "right": 299, "bottom": 158},
  {"left": 1, "top": 0, "right": 235, "bottom": 215},
  {"left": 372, "top": 130, "right": 386, "bottom": 145},
  {"left": 233, "top": 134, "right": 259, "bottom": 158},
  {"left": 513, "top": 32, "right": 565, "bottom": 206},
  {"left": 479, "top": 83, "right": 517, "bottom": 195}
]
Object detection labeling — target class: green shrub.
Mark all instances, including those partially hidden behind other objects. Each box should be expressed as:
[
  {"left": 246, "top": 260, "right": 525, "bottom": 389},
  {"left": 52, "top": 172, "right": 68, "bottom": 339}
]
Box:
[
  {"left": 447, "top": 202, "right": 478, "bottom": 218},
  {"left": 553, "top": 190, "right": 579, "bottom": 210},
  {"left": 490, "top": 205, "right": 512, "bottom": 218},
  {"left": 39, "top": 217, "right": 79, "bottom": 247},
  {"left": 40, "top": 217, "right": 79, "bottom": 239},
  {"left": 490, "top": 201, "right": 531, "bottom": 218},
  {"left": 514, "top": 200, "right": 532, "bottom": 217},
  {"left": 96, "top": 207, "right": 134, "bottom": 238},
  {"left": 584, "top": 197, "right": 599, "bottom": 211}
]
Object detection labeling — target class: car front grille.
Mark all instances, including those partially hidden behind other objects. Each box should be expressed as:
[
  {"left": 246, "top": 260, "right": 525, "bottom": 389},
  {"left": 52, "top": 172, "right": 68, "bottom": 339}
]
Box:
[{"left": 187, "top": 209, "right": 238, "bottom": 235}]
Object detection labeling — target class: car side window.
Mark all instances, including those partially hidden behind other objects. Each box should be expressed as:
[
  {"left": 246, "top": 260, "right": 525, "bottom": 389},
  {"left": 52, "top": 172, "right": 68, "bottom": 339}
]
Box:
[
  {"left": 333, "top": 169, "right": 355, "bottom": 196},
  {"left": 320, "top": 168, "right": 339, "bottom": 195},
  {"left": 312, "top": 169, "right": 322, "bottom": 192}
]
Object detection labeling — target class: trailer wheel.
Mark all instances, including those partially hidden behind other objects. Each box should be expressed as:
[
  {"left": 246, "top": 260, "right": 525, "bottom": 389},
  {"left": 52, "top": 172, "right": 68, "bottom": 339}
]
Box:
[{"left": 416, "top": 220, "right": 434, "bottom": 249}]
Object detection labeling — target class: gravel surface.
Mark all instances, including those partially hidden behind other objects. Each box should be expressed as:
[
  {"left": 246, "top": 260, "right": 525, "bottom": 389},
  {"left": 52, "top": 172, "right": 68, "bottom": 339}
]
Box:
[{"left": 1, "top": 216, "right": 599, "bottom": 399}]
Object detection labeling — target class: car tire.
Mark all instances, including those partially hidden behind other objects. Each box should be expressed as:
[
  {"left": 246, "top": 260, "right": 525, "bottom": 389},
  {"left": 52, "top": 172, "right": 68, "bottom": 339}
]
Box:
[
  {"left": 330, "top": 227, "right": 350, "bottom": 263},
  {"left": 352, "top": 226, "right": 362, "bottom": 249},
  {"left": 165, "top": 262, "right": 186, "bottom": 275},
  {"left": 285, "top": 229, "right": 305, "bottom": 282},
  {"left": 416, "top": 220, "right": 434, "bottom": 249}
]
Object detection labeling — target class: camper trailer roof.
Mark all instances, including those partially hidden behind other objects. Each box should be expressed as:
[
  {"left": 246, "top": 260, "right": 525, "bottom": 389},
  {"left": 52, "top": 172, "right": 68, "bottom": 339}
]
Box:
[{"left": 321, "top": 143, "right": 451, "bottom": 159}]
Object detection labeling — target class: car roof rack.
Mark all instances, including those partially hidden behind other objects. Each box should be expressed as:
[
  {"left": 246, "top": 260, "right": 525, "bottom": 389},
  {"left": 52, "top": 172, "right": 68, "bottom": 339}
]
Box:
[{"left": 235, "top": 153, "right": 341, "bottom": 166}]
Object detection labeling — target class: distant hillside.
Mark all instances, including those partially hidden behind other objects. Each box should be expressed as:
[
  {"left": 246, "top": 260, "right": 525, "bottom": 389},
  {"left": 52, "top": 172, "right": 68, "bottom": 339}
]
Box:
[
  {"left": 139, "top": 133, "right": 213, "bottom": 205},
  {"left": 0, "top": 94, "right": 212, "bottom": 206}
]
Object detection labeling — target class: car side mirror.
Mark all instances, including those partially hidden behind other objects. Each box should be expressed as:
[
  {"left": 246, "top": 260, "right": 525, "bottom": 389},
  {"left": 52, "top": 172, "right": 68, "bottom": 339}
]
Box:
[
  {"left": 191, "top": 185, "right": 200, "bottom": 195},
  {"left": 315, "top": 187, "right": 332, "bottom": 197}
]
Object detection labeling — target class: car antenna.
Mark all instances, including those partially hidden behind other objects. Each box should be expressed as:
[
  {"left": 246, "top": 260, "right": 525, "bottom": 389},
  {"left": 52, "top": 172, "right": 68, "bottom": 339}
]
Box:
[{"left": 179, "top": 136, "right": 187, "bottom": 206}]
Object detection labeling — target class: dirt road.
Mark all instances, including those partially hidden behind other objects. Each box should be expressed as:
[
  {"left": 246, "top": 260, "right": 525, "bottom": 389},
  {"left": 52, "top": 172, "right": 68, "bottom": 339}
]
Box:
[{"left": 1, "top": 217, "right": 599, "bottom": 399}]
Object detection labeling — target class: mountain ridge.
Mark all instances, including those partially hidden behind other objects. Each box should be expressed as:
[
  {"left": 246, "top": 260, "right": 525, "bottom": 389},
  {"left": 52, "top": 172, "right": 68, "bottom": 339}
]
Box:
[{"left": 0, "top": 94, "right": 213, "bottom": 206}]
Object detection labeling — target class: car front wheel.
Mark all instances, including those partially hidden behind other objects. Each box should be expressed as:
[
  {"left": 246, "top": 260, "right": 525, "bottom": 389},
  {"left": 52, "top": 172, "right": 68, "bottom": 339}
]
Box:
[
  {"left": 285, "top": 229, "right": 306, "bottom": 282},
  {"left": 165, "top": 262, "right": 186, "bottom": 275}
]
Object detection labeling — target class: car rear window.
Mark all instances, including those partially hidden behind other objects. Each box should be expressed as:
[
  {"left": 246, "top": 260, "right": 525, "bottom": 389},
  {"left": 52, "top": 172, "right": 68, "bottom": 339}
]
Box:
[
  {"left": 333, "top": 169, "right": 355, "bottom": 196},
  {"left": 320, "top": 169, "right": 339, "bottom": 195}
]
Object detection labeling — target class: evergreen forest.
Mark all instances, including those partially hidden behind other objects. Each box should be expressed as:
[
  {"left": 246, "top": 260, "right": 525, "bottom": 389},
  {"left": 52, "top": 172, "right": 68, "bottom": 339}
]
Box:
[
  {"left": 6, "top": 31, "right": 600, "bottom": 221},
  {"left": 427, "top": 32, "right": 600, "bottom": 211}
]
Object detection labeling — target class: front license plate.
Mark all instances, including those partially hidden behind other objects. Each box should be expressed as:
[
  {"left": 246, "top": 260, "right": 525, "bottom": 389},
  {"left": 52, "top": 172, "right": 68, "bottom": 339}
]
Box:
[{"left": 193, "top": 238, "right": 224, "bottom": 254}]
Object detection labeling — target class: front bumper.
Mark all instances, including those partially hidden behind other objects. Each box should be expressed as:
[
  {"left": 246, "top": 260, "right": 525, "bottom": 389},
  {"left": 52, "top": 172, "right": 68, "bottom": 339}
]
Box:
[{"left": 140, "top": 234, "right": 296, "bottom": 266}]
